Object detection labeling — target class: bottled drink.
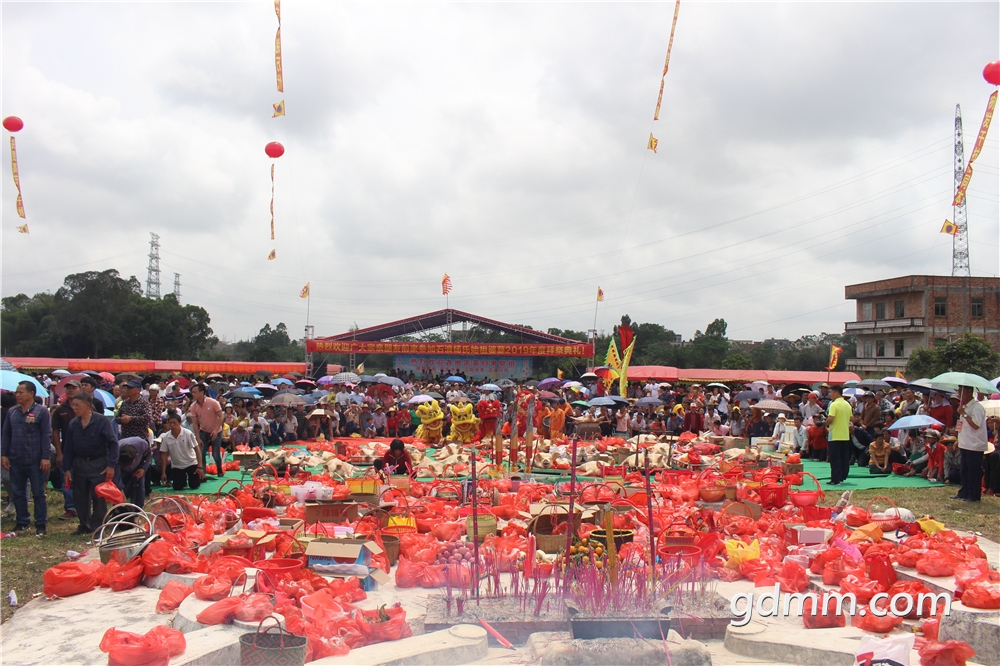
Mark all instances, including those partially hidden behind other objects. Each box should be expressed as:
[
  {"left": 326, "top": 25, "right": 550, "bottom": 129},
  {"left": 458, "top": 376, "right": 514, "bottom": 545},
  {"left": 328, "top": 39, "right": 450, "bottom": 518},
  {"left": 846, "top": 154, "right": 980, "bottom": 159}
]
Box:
[{"left": 834, "top": 490, "right": 852, "bottom": 512}]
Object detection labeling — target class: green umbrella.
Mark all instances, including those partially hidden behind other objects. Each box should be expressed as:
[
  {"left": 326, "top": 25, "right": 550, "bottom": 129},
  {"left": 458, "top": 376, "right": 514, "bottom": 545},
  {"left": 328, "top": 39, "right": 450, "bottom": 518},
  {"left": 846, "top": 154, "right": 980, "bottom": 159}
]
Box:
[
  {"left": 571, "top": 400, "right": 589, "bottom": 407},
  {"left": 928, "top": 372, "right": 996, "bottom": 396}
]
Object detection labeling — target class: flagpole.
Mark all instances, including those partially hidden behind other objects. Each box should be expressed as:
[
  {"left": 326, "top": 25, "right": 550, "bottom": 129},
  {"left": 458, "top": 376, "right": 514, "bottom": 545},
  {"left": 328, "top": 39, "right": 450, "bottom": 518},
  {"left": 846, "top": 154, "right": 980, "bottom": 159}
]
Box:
[{"left": 591, "top": 297, "right": 600, "bottom": 370}]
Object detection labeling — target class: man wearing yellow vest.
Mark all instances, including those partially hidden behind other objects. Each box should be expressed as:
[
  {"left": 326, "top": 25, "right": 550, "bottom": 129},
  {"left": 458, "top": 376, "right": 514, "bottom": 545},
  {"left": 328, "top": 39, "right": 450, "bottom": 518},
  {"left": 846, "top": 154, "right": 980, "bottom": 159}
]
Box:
[{"left": 826, "top": 385, "right": 853, "bottom": 485}]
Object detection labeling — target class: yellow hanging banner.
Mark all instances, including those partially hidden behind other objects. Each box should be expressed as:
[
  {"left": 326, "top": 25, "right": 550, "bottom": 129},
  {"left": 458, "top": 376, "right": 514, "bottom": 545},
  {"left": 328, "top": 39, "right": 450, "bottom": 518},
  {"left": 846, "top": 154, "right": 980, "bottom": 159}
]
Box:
[
  {"left": 952, "top": 163, "right": 973, "bottom": 207},
  {"left": 10, "top": 137, "right": 25, "bottom": 218},
  {"left": 653, "top": 0, "right": 681, "bottom": 121},
  {"left": 275, "top": 28, "right": 284, "bottom": 93},
  {"left": 969, "top": 90, "right": 997, "bottom": 165}
]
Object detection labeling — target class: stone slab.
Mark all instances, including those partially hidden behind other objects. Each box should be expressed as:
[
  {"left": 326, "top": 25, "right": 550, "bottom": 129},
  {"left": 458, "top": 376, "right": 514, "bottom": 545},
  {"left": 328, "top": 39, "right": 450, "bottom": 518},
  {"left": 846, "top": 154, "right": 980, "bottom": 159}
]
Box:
[
  {"left": 175, "top": 593, "right": 285, "bottom": 634},
  {"left": 941, "top": 609, "right": 1000, "bottom": 666},
  {"left": 171, "top": 625, "right": 244, "bottom": 666},
  {"left": 0, "top": 586, "right": 166, "bottom": 666},
  {"left": 311, "top": 624, "right": 488, "bottom": 666}
]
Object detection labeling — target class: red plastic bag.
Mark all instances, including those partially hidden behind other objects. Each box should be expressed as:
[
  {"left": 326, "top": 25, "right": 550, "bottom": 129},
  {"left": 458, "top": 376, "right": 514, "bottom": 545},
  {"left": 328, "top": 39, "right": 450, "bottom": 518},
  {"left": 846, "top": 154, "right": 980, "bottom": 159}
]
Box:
[
  {"left": 918, "top": 640, "right": 976, "bottom": 666},
  {"left": 887, "top": 580, "right": 936, "bottom": 618},
  {"left": 853, "top": 606, "right": 903, "bottom": 633},
  {"left": 148, "top": 625, "right": 186, "bottom": 657},
  {"left": 193, "top": 575, "right": 232, "bottom": 602},
  {"left": 96, "top": 480, "right": 125, "bottom": 505},
  {"left": 954, "top": 561, "right": 991, "bottom": 594},
  {"left": 195, "top": 596, "right": 242, "bottom": 625},
  {"left": 105, "top": 558, "right": 145, "bottom": 592},
  {"left": 775, "top": 561, "right": 809, "bottom": 593},
  {"left": 234, "top": 593, "right": 275, "bottom": 622},
  {"left": 326, "top": 576, "right": 367, "bottom": 603},
  {"left": 357, "top": 604, "right": 413, "bottom": 644},
  {"left": 43, "top": 560, "right": 104, "bottom": 598},
  {"left": 156, "top": 581, "right": 194, "bottom": 613},
  {"left": 866, "top": 551, "right": 897, "bottom": 590},
  {"left": 100, "top": 628, "right": 166, "bottom": 666},
  {"left": 394, "top": 557, "right": 423, "bottom": 589},
  {"left": 810, "top": 547, "right": 843, "bottom": 574},
  {"left": 785, "top": 453, "right": 801, "bottom": 464},
  {"left": 305, "top": 625, "right": 352, "bottom": 661},
  {"left": 840, "top": 575, "right": 883, "bottom": 605},
  {"left": 209, "top": 558, "right": 246, "bottom": 582},
  {"left": 916, "top": 551, "right": 958, "bottom": 577},
  {"left": 802, "top": 595, "right": 846, "bottom": 629},
  {"left": 431, "top": 521, "right": 465, "bottom": 542},
  {"left": 961, "top": 582, "right": 1000, "bottom": 609},
  {"left": 142, "top": 540, "right": 198, "bottom": 577},
  {"left": 920, "top": 618, "right": 940, "bottom": 641}
]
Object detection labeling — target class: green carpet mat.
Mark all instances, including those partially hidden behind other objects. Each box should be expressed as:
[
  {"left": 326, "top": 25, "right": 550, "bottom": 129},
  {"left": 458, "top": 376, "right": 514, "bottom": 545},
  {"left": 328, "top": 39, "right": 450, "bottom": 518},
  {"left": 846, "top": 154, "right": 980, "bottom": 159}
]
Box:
[{"left": 800, "top": 460, "right": 936, "bottom": 491}]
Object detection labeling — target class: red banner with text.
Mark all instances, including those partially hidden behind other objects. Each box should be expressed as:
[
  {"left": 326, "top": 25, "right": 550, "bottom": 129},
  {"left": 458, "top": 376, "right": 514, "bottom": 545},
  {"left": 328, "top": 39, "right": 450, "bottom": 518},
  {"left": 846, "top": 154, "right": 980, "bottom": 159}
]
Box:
[{"left": 306, "top": 339, "right": 592, "bottom": 357}]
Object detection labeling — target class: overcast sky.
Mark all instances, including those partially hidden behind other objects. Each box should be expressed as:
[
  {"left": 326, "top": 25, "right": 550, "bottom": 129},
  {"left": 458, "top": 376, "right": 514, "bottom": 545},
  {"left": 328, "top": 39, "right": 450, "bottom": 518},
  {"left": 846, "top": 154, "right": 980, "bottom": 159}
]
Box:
[{"left": 2, "top": 1, "right": 998, "bottom": 345}]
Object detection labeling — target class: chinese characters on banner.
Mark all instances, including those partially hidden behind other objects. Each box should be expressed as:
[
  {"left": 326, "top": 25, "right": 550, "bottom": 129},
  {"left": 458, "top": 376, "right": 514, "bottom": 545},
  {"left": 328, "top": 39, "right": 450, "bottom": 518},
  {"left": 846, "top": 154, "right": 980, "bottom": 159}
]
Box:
[
  {"left": 394, "top": 356, "right": 532, "bottom": 380},
  {"left": 305, "top": 339, "right": 593, "bottom": 357}
]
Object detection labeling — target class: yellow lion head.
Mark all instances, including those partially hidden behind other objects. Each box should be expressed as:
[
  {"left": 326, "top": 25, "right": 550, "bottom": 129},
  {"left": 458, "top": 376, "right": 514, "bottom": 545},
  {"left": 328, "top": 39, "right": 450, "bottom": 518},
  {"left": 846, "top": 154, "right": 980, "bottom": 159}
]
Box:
[
  {"left": 416, "top": 400, "right": 443, "bottom": 424},
  {"left": 450, "top": 402, "right": 476, "bottom": 425}
]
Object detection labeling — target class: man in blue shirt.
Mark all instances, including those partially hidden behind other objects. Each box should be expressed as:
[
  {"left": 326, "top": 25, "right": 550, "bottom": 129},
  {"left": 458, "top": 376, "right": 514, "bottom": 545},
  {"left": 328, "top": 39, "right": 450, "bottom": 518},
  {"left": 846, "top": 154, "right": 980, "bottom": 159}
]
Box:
[
  {"left": 0, "top": 381, "right": 52, "bottom": 536},
  {"left": 62, "top": 393, "right": 118, "bottom": 535}
]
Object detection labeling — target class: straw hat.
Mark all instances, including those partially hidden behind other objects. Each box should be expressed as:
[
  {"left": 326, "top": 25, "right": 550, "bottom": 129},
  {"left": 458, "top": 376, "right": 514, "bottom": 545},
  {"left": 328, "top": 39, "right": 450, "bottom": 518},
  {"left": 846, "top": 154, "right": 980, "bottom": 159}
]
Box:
[{"left": 308, "top": 409, "right": 327, "bottom": 418}]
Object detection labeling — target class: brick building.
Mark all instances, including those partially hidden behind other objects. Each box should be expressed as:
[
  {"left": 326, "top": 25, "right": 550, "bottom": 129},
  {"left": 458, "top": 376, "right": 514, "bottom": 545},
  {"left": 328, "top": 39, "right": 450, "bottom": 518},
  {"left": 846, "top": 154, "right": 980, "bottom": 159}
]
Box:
[{"left": 844, "top": 275, "right": 1000, "bottom": 375}]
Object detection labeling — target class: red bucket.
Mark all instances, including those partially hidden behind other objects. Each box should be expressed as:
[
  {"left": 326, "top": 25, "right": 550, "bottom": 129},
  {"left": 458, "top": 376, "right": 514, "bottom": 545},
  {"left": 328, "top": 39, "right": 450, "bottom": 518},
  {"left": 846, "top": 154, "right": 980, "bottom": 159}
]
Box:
[{"left": 657, "top": 544, "right": 702, "bottom": 567}]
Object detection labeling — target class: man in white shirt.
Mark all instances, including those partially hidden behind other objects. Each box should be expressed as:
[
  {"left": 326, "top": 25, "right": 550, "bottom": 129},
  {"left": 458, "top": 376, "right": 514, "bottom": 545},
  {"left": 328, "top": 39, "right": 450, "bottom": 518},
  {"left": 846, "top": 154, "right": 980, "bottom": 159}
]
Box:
[
  {"left": 335, "top": 386, "right": 351, "bottom": 406},
  {"left": 645, "top": 381, "right": 660, "bottom": 399},
  {"left": 799, "top": 393, "right": 825, "bottom": 425},
  {"left": 953, "top": 385, "right": 988, "bottom": 502},
  {"left": 158, "top": 412, "right": 204, "bottom": 491}
]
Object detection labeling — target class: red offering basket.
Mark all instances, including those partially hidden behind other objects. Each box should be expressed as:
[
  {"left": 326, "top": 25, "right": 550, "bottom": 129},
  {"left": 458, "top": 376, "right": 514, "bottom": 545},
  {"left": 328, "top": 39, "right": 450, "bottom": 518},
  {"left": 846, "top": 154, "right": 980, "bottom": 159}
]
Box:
[
  {"left": 759, "top": 483, "right": 789, "bottom": 509},
  {"left": 788, "top": 472, "right": 824, "bottom": 507}
]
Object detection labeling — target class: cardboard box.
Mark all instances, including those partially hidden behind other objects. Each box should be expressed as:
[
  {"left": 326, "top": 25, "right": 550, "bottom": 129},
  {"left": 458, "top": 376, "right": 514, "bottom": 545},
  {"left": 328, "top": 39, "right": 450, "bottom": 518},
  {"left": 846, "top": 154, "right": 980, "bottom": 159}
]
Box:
[
  {"left": 304, "top": 501, "right": 360, "bottom": 525},
  {"left": 782, "top": 462, "right": 804, "bottom": 475},
  {"left": 329, "top": 569, "right": 391, "bottom": 591},
  {"left": 721, "top": 437, "right": 748, "bottom": 451},
  {"left": 278, "top": 518, "right": 304, "bottom": 533},
  {"left": 783, "top": 523, "right": 833, "bottom": 545},
  {"left": 306, "top": 538, "right": 382, "bottom": 568}
]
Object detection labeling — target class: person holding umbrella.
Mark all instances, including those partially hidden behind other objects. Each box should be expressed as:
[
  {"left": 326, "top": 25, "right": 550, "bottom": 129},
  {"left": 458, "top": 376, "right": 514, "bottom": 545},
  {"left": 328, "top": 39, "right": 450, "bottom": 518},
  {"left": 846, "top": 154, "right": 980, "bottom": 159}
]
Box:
[{"left": 953, "top": 384, "right": 987, "bottom": 502}]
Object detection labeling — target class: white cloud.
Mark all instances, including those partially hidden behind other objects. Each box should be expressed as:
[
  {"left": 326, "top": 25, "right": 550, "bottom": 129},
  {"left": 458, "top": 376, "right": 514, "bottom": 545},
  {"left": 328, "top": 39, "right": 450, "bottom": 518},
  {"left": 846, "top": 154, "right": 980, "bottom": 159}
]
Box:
[{"left": 2, "top": 1, "right": 997, "bottom": 344}]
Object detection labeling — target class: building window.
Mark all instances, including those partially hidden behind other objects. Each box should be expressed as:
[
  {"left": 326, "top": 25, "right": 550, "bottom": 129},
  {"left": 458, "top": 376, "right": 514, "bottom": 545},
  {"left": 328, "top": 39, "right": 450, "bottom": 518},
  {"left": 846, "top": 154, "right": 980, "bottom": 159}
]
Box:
[
  {"left": 876, "top": 340, "right": 885, "bottom": 357},
  {"left": 934, "top": 297, "right": 947, "bottom": 317},
  {"left": 894, "top": 300, "right": 905, "bottom": 318},
  {"left": 875, "top": 302, "right": 886, "bottom": 320},
  {"left": 862, "top": 303, "right": 872, "bottom": 320},
  {"left": 863, "top": 340, "right": 873, "bottom": 358},
  {"left": 972, "top": 298, "right": 984, "bottom": 318},
  {"left": 894, "top": 339, "right": 904, "bottom": 357}
]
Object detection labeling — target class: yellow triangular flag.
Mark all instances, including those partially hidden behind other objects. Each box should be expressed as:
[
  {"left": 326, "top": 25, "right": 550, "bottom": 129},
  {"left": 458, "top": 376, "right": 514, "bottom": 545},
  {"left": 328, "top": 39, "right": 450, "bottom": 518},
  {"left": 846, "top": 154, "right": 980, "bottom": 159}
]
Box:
[
  {"left": 267, "top": 249, "right": 276, "bottom": 260},
  {"left": 356, "top": 362, "right": 365, "bottom": 374},
  {"left": 940, "top": 219, "right": 958, "bottom": 236},
  {"left": 299, "top": 282, "right": 310, "bottom": 298},
  {"left": 272, "top": 100, "right": 285, "bottom": 117},
  {"left": 647, "top": 134, "right": 658, "bottom": 153},
  {"left": 16, "top": 224, "right": 28, "bottom": 234}
]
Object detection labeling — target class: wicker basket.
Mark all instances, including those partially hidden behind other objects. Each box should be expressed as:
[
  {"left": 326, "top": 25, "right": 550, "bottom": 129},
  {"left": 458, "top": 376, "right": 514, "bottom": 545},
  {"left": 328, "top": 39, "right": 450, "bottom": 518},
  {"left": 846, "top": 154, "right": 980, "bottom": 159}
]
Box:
[
  {"left": 381, "top": 534, "right": 400, "bottom": 566},
  {"left": 239, "top": 616, "right": 307, "bottom": 666},
  {"left": 788, "top": 472, "right": 824, "bottom": 507},
  {"left": 530, "top": 504, "right": 578, "bottom": 554},
  {"left": 466, "top": 513, "right": 498, "bottom": 543}
]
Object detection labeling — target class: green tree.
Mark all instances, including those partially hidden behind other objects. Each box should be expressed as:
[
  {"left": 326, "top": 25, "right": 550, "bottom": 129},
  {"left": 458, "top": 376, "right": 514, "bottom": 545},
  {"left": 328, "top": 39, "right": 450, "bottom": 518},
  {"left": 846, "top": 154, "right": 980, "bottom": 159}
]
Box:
[
  {"left": 906, "top": 333, "right": 1000, "bottom": 379},
  {"left": 686, "top": 319, "right": 729, "bottom": 368},
  {"left": 721, "top": 352, "right": 752, "bottom": 369}
]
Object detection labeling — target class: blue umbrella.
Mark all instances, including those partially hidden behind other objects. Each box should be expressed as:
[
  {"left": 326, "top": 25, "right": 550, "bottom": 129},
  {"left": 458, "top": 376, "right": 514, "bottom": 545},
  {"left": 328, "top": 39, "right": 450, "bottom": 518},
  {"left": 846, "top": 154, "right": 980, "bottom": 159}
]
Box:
[
  {"left": 588, "top": 397, "right": 616, "bottom": 407},
  {"left": 445, "top": 376, "right": 466, "bottom": 383},
  {"left": 635, "top": 397, "right": 663, "bottom": 406},
  {"left": 479, "top": 384, "right": 501, "bottom": 392},
  {"left": 0, "top": 371, "right": 49, "bottom": 398},
  {"left": 272, "top": 378, "right": 294, "bottom": 386},
  {"left": 608, "top": 395, "right": 629, "bottom": 404},
  {"left": 93, "top": 389, "right": 116, "bottom": 408},
  {"left": 889, "top": 415, "right": 944, "bottom": 430}
]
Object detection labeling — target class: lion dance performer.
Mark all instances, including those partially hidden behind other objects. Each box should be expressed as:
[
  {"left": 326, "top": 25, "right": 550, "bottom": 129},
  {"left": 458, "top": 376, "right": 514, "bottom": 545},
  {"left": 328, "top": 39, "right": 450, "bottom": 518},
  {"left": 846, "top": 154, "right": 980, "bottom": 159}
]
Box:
[
  {"left": 414, "top": 400, "right": 444, "bottom": 445},
  {"left": 513, "top": 388, "right": 535, "bottom": 467},
  {"left": 477, "top": 394, "right": 502, "bottom": 464},
  {"left": 449, "top": 403, "right": 480, "bottom": 446}
]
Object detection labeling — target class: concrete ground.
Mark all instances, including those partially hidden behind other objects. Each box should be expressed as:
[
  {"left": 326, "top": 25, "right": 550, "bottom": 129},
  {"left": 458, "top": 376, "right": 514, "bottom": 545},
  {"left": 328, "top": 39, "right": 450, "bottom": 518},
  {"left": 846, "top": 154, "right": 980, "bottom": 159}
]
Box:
[{"left": 3, "top": 532, "right": 997, "bottom": 665}]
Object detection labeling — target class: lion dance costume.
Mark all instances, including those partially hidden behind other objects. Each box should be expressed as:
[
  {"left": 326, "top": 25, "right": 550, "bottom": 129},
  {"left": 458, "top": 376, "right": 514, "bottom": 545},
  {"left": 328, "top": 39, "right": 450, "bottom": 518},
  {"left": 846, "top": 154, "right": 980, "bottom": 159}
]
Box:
[
  {"left": 477, "top": 397, "right": 502, "bottom": 463},
  {"left": 414, "top": 401, "right": 444, "bottom": 445},
  {"left": 449, "top": 403, "right": 480, "bottom": 445}
]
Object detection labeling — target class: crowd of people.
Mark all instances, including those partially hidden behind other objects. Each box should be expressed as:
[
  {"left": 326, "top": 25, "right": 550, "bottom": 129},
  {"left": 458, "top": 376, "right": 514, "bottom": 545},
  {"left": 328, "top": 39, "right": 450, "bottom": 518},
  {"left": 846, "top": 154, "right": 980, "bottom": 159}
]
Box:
[{"left": 2, "top": 369, "right": 999, "bottom": 539}]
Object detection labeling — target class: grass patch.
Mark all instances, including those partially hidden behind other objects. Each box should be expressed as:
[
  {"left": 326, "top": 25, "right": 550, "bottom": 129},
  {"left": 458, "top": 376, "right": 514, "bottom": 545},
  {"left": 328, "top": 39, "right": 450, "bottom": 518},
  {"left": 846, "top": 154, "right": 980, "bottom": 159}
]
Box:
[
  {"left": 819, "top": 486, "right": 1000, "bottom": 542},
  {"left": 0, "top": 487, "right": 94, "bottom": 624}
]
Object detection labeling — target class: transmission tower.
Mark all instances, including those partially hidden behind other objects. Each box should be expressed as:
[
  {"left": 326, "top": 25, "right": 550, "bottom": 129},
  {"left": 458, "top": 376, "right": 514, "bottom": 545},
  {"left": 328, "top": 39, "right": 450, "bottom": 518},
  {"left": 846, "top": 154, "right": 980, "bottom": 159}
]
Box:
[
  {"left": 146, "top": 233, "right": 161, "bottom": 299},
  {"left": 952, "top": 105, "right": 971, "bottom": 277},
  {"left": 173, "top": 273, "right": 181, "bottom": 300}
]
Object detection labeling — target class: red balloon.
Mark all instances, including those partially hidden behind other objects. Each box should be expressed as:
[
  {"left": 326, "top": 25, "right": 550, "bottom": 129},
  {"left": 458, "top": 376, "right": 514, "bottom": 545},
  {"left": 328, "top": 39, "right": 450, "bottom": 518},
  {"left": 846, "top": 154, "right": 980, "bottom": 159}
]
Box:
[
  {"left": 984, "top": 61, "right": 1000, "bottom": 86},
  {"left": 2, "top": 116, "right": 24, "bottom": 133},
  {"left": 264, "top": 141, "right": 285, "bottom": 158}
]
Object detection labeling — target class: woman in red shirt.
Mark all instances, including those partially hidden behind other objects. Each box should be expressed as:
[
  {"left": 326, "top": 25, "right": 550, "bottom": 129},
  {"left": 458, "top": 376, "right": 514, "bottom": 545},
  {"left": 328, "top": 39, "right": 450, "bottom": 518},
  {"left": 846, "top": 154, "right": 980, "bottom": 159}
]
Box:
[
  {"left": 807, "top": 416, "right": 828, "bottom": 462},
  {"left": 381, "top": 439, "right": 414, "bottom": 478}
]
